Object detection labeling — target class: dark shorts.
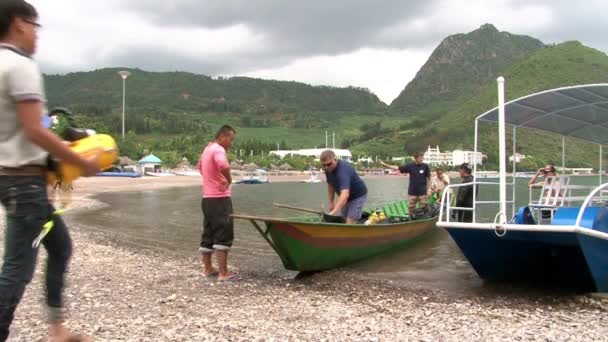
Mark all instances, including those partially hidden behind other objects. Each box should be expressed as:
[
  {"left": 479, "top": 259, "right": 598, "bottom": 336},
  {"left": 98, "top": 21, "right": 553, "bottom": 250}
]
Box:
[{"left": 200, "top": 197, "right": 234, "bottom": 252}]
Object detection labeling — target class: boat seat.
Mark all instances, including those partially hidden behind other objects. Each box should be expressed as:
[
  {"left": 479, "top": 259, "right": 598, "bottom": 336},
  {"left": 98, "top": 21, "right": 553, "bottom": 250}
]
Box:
[
  {"left": 529, "top": 175, "right": 570, "bottom": 223},
  {"left": 383, "top": 200, "right": 410, "bottom": 219},
  {"left": 552, "top": 207, "right": 608, "bottom": 232}
]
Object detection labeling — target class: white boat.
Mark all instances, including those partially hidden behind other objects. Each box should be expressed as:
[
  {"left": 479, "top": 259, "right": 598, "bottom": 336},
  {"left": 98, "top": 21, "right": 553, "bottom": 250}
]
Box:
[
  {"left": 301, "top": 171, "right": 322, "bottom": 183},
  {"left": 145, "top": 172, "right": 176, "bottom": 177},
  {"left": 437, "top": 80, "right": 608, "bottom": 291},
  {"left": 234, "top": 169, "right": 269, "bottom": 184},
  {"left": 174, "top": 170, "right": 200, "bottom": 177}
]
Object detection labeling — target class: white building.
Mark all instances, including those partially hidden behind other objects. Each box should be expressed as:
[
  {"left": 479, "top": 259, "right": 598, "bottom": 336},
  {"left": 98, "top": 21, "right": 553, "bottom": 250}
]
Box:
[
  {"left": 509, "top": 153, "right": 527, "bottom": 163},
  {"left": 424, "top": 146, "right": 453, "bottom": 165},
  {"left": 424, "top": 146, "right": 483, "bottom": 166},
  {"left": 269, "top": 148, "right": 352, "bottom": 161},
  {"left": 452, "top": 150, "right": 483, "bottom": 166}
]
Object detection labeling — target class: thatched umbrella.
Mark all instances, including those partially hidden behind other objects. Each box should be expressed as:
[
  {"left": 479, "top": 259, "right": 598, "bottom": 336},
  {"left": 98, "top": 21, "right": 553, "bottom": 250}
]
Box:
[
  {"left": 270, "top": 163, "right": 279, "bottom": 170},
  {"left": 230, "top": 161, "right": 242, "bottom": 170},
  {"left": 279, "top": 163, "right": 294, "bottom": 171},
  {"left": 118, "top": 156, "right": 135, "bottom": 166},
  {"left": 244, "top": 162, "right": 259, "bottom": 171},
  {"left": 176, "top": 157, "right": 190, "bottom": 169}
]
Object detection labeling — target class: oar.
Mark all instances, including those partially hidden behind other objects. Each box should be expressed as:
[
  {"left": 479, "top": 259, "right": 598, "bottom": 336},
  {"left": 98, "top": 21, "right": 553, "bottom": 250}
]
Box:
[{"left": 273, "top": 203, "right": 324, "bottom": 215}]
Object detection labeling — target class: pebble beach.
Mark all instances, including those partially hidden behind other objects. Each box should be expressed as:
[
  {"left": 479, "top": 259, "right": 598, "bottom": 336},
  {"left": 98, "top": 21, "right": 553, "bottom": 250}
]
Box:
[{"left": 2, "top": 177, "right": 608, "bottom": 341}]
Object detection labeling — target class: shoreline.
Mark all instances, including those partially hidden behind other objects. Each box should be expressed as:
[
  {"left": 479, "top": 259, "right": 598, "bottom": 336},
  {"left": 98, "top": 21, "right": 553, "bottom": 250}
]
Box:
[{"left": 2, "top": 177, "right": 608, "bottom": 340}]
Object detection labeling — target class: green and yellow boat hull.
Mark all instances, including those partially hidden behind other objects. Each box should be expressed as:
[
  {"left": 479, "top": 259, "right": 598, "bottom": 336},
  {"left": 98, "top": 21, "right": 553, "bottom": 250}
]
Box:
[{"left": 234, "top": 214, "right": 437, "bottom": 271}]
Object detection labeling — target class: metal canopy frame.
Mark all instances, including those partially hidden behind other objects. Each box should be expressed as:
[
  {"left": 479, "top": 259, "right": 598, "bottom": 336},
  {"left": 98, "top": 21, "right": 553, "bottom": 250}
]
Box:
[{"left": 471, "top": 82, "right": 608, "bottom": 223}]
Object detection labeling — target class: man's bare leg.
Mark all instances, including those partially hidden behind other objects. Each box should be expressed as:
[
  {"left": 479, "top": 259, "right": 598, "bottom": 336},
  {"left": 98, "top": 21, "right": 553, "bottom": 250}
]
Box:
[
  {"left": 201, "top": 252, "right": 217, "bottom": 276},
  {"left": 215, "top": 249, "right": 235, "bottom": 280},
  {"left": 345, "top": 217, "right": 356, "bottom": 224}
]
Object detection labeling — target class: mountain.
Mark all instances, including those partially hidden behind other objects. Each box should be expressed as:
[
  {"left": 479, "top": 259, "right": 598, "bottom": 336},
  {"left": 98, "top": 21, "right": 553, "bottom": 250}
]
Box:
[
  {"left": 389, "top": 24, "right": 544, "bottom": 120},
  {"left": 384, "top": 41, "right": 608, "bottom": 169}
]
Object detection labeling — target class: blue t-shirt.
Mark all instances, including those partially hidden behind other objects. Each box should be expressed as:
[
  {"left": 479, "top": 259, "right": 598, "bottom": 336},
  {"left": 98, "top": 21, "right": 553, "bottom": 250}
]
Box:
[
  {"left": 399, "top": 162, "right": 430, "bottom": 196},
  {"left": 325, "top": 160, "right": 367, "bottom": 200}
]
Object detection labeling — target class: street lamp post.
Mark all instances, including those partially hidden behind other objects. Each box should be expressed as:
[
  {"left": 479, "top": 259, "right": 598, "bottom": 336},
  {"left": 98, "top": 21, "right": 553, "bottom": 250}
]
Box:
[{"left": 117, "top": 70, "right": 131, "bottom": 140}]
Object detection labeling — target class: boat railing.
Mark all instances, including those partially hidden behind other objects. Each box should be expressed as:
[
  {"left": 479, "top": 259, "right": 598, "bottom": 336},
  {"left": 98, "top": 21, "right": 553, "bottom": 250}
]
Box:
[
  {"left": 575, "top": 182, "right": 608, "bottom": 228},
  {"left": 439, "top": 181, "right": 514, "bottom": 224}
]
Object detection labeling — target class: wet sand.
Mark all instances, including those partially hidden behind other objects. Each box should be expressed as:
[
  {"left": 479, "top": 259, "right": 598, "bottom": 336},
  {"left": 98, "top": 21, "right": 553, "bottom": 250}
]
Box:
[{"left": 2, "top": 176, "right": 608, "bottom": 341}]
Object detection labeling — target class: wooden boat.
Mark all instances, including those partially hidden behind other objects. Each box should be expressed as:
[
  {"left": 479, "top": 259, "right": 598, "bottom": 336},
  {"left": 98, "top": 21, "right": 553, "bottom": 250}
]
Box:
[{"left": 233, "top": 200, "right": 438, "bottom": 271}]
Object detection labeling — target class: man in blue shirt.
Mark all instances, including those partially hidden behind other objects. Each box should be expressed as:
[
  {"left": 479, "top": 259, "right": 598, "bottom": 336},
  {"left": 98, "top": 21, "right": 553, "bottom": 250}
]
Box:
[
  {"left": 322, "top": 150, "right": 368, "bottom": 224},
  {"left": 381, "top": 151, "right": 431, "bottom": 213}
]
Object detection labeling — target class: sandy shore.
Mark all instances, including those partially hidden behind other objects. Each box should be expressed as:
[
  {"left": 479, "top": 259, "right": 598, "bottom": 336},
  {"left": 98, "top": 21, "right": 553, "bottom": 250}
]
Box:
[{"left": 2, "top": 176, "right": 608, "bottom": 341}]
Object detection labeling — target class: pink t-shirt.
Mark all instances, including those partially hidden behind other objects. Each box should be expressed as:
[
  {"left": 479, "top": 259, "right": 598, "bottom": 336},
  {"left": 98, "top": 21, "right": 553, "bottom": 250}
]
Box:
[{"left": 198, "top": 142, "right": 231, "bottom": 198}]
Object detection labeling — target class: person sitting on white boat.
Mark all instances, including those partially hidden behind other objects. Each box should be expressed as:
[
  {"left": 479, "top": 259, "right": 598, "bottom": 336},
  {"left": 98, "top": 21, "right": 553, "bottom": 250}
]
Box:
[
  {"left": 528, "top": 164, "right": 558, "bottom": 220},
  {"left": 453, "top": 163, "right": 476, "bottom": 223},
  {"left": 428, "top": 168, "right": 450, "bottom": 202},
  {"left": 380, "top": 152, "right": 431, "bottom": 214},
  {"left": 528, "top": 164, "right": 556, "bottom": 188},
  {"left": 321, "top": 150, "right": 368, "bottom": 224}
]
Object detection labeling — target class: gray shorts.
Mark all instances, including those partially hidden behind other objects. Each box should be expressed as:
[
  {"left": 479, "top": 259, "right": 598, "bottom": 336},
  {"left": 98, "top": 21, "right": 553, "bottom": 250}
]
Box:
[{"left": 341, "top": 194, "right": 367, "bottom": 220}]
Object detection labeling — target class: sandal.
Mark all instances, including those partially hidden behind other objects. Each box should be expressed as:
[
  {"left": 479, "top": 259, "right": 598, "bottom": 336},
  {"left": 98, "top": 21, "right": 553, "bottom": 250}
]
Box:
[{"left": 218, "top": 274, "right": 241, "bottom": 282}]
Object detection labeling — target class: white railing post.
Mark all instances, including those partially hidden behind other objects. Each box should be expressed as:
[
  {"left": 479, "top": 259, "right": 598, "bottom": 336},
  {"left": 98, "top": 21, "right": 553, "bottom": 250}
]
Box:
[
  {"left": 512, "top": 126, "right": 517, "bottom": 218},
  {"left": 473, "top": 119, "right": 479, "bottom": 223},
  {"left": 497, "top": 77, "right": 508, "bottom": 224}
]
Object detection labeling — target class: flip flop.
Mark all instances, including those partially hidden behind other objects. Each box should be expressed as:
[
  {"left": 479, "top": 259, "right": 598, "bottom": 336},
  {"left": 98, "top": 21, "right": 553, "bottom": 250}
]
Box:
[{"left": 218, "top": 274, "right": 241, "bottom": 282}]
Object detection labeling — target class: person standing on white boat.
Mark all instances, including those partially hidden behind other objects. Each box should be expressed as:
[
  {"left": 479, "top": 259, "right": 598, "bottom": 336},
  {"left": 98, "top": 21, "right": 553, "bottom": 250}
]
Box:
[
  {"left": 321, "top": 150, "right": 368, "bottom": 224},
  {"left": 428, "top": 168, "right": 450, "bottom": 202},
  {"left": 453, "top": 163, "right": 476, "bottom": 223}
]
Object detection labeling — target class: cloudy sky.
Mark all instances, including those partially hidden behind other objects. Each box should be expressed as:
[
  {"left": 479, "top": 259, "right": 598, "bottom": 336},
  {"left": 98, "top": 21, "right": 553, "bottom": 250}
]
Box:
[{"left": 29, "top": 0, "right": 608, "bottom": 104}]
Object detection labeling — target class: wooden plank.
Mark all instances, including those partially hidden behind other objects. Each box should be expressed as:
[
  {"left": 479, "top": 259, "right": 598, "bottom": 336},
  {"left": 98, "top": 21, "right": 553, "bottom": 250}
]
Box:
[{"left": 273, "top": 203, "right": 323, "bottom": 215}]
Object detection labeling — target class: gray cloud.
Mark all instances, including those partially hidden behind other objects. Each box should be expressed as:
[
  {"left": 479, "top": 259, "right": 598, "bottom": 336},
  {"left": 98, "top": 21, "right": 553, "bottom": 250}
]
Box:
[
  {"left": 508, "top": 0, "right": 608, "bottom": 52},
  {"left": 122, "top": 0, "right": 441, "bottom": 56}
]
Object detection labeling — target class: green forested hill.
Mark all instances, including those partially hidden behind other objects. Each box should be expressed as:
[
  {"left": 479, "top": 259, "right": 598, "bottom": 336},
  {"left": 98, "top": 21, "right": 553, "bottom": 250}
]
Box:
[
  {"left": 45, "top": 69, "right": 386, "bottom": 114},
  {"left": 403, "top": 41, "right": 608, "bottom": 169},
  {"left": 44, "top": 68, "right": 388, "bottom": 136}
]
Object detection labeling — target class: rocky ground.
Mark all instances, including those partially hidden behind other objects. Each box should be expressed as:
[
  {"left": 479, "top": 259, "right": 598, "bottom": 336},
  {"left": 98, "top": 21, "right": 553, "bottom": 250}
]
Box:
[{"left": 2, "top": 178, "right": 608, "bottom": 341}]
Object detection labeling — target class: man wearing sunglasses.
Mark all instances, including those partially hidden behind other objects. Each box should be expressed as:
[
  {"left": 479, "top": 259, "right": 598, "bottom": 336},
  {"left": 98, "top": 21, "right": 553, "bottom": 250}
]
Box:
[
  {"left": 321, "top": 150, "right": 368, "bottom": 224},
  {"left": 0, "top": 1, "right": 98, "bottom": 341}
]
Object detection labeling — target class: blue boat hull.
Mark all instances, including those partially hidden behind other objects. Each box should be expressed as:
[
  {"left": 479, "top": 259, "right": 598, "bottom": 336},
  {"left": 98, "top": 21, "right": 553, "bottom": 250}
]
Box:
[
  {"left": 234, "top": 179, "right": 268, "bottom": 184},
  {"left": 446, "top": 228, "right": 596, "bottom": 290},
  {"left": 578, "top": 234, "right": 608, "bottom": 292}
]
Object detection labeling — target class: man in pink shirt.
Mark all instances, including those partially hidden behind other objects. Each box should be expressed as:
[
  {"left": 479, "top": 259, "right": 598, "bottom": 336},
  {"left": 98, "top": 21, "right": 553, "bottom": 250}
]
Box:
[{"left": 197, "top": 125, "right": 237, "bottom": 281}]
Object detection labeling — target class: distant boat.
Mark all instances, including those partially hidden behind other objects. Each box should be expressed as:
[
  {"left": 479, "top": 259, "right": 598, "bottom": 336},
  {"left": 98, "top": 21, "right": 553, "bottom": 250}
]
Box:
[
  {"left": 234, "top": 169, "right": 268, "bottom": 184},
  {"left": 96, "top": 171, "right": 142, "bottom": 178},
  {"left": 174, "top": 170, "right": 200, "bottom": 177},
  {"left": 145, "top": 172, "right": 176, "bottom": 177},
  {"left": 301, "top": 169, "right": 322, "bottom": 183}
]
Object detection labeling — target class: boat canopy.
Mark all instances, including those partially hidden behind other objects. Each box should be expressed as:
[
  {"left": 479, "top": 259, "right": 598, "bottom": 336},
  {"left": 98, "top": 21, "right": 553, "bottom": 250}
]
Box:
[{"left": 478, "top": 84, "right": 608, "bottom": 145}]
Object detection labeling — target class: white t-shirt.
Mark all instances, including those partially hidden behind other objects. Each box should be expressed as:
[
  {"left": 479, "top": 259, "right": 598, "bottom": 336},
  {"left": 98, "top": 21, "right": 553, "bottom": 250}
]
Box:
[{"left": 0, "top": 44, "right": 47, "bottom": 167}]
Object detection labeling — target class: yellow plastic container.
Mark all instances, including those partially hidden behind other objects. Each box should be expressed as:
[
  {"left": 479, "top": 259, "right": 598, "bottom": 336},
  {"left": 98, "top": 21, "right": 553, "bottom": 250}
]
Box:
[{"left": 54, "top": 134, "right": 118, "bottom": 184}]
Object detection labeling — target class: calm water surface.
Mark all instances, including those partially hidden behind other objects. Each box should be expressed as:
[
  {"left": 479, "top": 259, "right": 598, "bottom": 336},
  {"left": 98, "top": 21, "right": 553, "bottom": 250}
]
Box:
[{"left": 73, "top": 176, "right": 604, "bottom": 294}]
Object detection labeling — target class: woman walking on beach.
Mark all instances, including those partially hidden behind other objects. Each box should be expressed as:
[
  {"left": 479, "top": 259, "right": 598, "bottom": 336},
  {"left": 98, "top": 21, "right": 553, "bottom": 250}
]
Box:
[{"left": 0, "top": 1, "right": 99, "bottom": 341}]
